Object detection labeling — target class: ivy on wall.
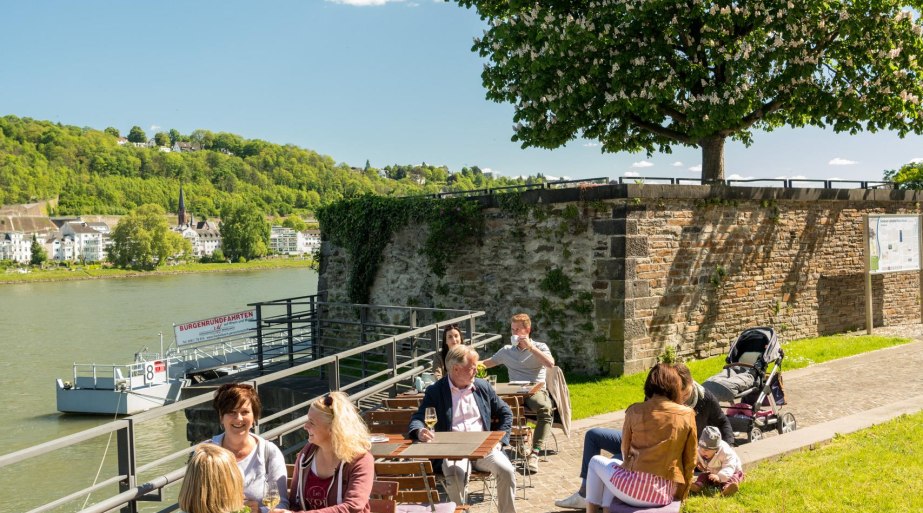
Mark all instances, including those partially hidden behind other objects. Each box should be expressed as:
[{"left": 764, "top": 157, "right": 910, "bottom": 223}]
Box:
[{"left": 317, "top": 195, "right": 484, "bottom": 303}]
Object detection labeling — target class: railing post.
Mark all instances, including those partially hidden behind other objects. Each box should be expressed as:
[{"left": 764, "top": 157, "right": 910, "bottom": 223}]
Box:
[
  {"left": 256, "top": 304, "right": 264, "bottom": 373},
  {"left": 287, "top": 300, "right": 294, "bottom": 368},
  {"left": 328, "top": 357, "right": 340, "bottom": 393},
  {"left": 311, "top": 296, "right": 321, "bottom": 375},
  {"left": 388, "top": 337, "right": 398, "bottom": 396},
  {"left": 117, "top": 420, "right": 138, "bottom": 513},
  {"left": 409, "top": 309, "right": 418, "bottom": 372},
  {"left": 360, "top": 306, "right": 368, "bottom": 378}
]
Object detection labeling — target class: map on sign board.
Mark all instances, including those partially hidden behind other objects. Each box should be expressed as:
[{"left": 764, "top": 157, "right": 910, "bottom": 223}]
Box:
[{"left": 868, "top": 216, "right": 921, "bottom": 273}]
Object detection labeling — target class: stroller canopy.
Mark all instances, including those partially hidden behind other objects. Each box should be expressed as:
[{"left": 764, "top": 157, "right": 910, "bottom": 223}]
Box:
[{"left": 727, "top": 327, "right": 781, "bottom": 370}]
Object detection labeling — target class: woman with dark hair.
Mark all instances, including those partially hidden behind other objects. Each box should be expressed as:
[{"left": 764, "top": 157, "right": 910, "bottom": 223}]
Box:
[
  {"left": 584, "top": 363, "right": 697, "bottom": 511},
  {"left": 675, "top": 363, "right": 735, "bottom": 446},
  {"left": 432, "top": 324, "right": 464, "bottom": 380},
  {"left": 211, "top": 383, "right": 288, "bottom": 513}
]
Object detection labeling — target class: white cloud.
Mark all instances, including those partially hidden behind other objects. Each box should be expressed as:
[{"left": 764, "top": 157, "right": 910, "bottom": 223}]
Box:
[
  {"left": 688, "top": 165, "right": 702, "bottom": 172},
  {"left": 774, "top": 175, "right": 808, "bottom": 180},
  {"left": 481, "top": 168, "right": 495, "bottom": 174},
  {"left": 828, "top": 157, "right": 857, "bottom": 166},
  {"left": 150, "top": 125, "right": 160, "bottom": 132},
  {"left": 326, "top": 0, "right": 404, "bottom": 5},
  {"left": 583, "top": 142, "right": 600, "bottom": 147},
  {"left": 672, "top": 161, "right": 683, "bottom": 167},
  {"left": 631, "top": 160, "right": 654, "bottom": 168},
  {"left": 727, "top": 173, "right": 755, "bottom": 180},
  {"left": 909, "top": 157, "right": 923, "bottom": 164},
  {"left": 623, "top": 171, "right": 640, "bottom": 177},
  {"left": 546, "top": 175, "right": 560, "bottom": 181}
]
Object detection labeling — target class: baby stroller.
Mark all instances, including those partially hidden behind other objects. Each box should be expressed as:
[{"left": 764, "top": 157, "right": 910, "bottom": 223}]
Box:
[{"left": 702, "top": 327, "right": 797, "bottom": 444}]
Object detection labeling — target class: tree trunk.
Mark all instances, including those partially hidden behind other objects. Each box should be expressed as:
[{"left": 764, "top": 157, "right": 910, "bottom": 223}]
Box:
[{"left": 700, "top": 136, "right": 725, "bottom": 183}]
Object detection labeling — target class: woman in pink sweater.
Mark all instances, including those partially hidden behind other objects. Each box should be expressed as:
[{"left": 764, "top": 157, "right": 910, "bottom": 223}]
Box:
[{"left": 281, "top": 392, "right": 374, "bottom": 513}]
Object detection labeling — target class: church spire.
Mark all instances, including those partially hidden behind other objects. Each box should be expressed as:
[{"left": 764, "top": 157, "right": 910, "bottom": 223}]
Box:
[{"left": 178, "top": 184, "right": 187, "bottom": 226}]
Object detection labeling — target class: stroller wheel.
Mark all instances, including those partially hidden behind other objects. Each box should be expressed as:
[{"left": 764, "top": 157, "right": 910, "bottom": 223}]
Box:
[
  {"left": 748, "top": 427, "right": 763, "bottom": 443},
  {"left": 777, "top": 412, "right": 797, "bottom": 434}
]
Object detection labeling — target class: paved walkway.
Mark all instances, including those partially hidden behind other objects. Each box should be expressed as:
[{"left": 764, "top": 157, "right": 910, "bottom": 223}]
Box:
[{"left": 466, "top": 327, "right": 923, "bottom": 513}]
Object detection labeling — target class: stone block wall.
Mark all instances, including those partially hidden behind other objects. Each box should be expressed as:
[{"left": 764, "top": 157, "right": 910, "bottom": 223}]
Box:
[{"left": 318, "top": 184, "right": 923, "bottom": 376}]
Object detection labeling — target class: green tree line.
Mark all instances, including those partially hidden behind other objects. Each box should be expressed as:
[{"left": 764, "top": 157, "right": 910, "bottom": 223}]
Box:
[{"left": 0, "top": 114, "right": 538, "bottom": 216}]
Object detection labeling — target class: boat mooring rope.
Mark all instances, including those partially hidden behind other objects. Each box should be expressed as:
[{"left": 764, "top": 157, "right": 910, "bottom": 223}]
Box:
[{"left": 81, "top": 390, "right": 123, "bottom": 509}]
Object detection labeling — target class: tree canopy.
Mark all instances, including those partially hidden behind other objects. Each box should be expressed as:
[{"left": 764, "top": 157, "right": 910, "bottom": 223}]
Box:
[
  {"left": 220, "top": 200, "right": 271, "bottom": 262},
  {"left": 0, "top": 115, "right": 539, "bottom": 217},
  {"left": 455, "top": 1, "right": 923, "bottom": 181},
  {"left": 127, "top": 126, "right": 147, "bottom": 144},
  {"left": 107, "top": 204, "right": 191, "bottom": 269}
]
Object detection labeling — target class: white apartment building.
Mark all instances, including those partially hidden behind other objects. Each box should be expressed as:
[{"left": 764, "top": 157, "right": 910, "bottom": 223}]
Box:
[{"left": 60, "top": 222, "right": 106, "bottom": 262}]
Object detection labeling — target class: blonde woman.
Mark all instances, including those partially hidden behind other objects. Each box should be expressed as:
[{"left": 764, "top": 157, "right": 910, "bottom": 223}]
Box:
[
  {"left": 179, "top": 444, "right": 247, "bottom": 513},
  {"left": 282, "top": 392, "right": 374, "bottom": 513}
]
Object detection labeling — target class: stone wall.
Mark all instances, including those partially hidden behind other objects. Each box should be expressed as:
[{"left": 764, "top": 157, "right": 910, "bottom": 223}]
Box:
[{"left": 318, "top": 184, "right": 923, "bottom": 376}]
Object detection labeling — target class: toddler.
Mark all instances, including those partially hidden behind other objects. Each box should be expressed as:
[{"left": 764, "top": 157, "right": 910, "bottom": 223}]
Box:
[{"left": 691, "top": 426, "right": 744, "bottom": 496}]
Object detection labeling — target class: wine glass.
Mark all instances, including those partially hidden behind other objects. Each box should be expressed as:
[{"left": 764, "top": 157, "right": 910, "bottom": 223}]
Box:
[
  {"left": 262, "top": 478, "right": 280, "bottom": 511},
  {"left": 424, "top": 407, "right": 437, "bottom": 441}
]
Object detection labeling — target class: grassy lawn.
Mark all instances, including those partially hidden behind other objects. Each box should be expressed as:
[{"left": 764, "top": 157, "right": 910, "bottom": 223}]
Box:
[
  {"left": 0, "top": 257, "right": 313, "bottom": 284},
  {"left": 568, "top": 334, "right": 911, "bottom": 420},
  {"left": 681, "top": 410, "right": 923, "bottom": 513}
]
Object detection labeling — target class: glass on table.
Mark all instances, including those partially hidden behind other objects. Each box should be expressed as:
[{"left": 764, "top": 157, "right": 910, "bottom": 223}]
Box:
[{"left": 424, "top": 406, "right": 437, "bottom": 441}]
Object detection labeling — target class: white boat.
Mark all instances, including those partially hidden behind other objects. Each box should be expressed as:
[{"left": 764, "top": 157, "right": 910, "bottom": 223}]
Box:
[{"left": 55, "top": 310, "right": 308, "bottom": 415}]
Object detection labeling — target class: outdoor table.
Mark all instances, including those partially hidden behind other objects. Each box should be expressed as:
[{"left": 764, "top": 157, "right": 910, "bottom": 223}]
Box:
[
  {"left": 370, "top": 431, "right": 505, "bottom": 460},
  {"left": 494, "top": 381, "right": 544, "bottom": 396},
  {"left": 398, "top": 381, "right": 543, "bottom": 398}
]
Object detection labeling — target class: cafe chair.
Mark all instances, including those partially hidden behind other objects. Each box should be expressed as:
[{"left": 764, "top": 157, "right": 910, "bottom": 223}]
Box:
[
  {"left": 374, "top": 460, "right": 464, "bottom": 513},
  {"left": 371, "top": 480, "right": 400, "bottom": 513},
  {"left": 383, "top": 396, "right": 424, "bottom": 409},
  {"left": 363, "top": 408, "right": 416, "bottom": 435},
  {"left": 499, "top": 394, "right": 533, "bottom": 498}
]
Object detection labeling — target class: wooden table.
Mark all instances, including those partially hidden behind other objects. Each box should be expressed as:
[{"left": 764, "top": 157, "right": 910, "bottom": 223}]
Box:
[
  {"left": 494, "top": 381, "right": 544, "bottom": 396},
  {"left": 398, "top": 381, "right": 543, "bottom": 399},
  {"left": 370, "top": 431, "right": 505, "bottom": 460}
]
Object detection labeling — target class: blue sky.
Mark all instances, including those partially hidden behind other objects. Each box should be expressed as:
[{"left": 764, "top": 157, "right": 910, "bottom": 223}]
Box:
[{"left": 3, "top": 0, "right": 922, "bottom": 184}]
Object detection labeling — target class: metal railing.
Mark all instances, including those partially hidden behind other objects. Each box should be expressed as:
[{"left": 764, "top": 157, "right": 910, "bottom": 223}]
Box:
[{"left": 1, "top": 296, "right": 501, "bottom": 513}]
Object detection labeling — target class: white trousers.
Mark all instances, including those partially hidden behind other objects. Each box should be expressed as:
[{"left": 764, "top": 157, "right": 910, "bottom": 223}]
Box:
[
  {"left": 442, "top": 447, "right": 516, "bottom": 513},
  {"left": 585, "top": 455, "right": 663, "bottom": 508}
]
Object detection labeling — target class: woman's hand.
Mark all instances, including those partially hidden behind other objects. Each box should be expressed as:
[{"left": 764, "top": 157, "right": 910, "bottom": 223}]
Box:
[{"left": 707, "top": 473, "right": 720, "bottom": 483}]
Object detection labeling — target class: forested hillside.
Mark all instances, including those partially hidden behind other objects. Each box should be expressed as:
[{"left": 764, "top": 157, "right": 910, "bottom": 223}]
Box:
[{"left": 0, "top": 115, "right": 537, "bottom": 217}]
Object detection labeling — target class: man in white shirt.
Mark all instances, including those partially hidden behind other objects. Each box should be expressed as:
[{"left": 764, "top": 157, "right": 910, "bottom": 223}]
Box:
[{"left": 409, "top": 345, "right": 517, "bottom": 513}]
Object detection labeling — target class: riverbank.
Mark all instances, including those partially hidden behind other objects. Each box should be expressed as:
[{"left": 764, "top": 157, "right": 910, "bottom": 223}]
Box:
[{"left": 0, "top": 257, "right": 314, "bottom": 284}]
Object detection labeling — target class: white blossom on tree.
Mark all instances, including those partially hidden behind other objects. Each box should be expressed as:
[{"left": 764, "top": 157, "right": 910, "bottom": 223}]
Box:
[{"left": 454, "top": 0, "right": 923, "bottom": 181}]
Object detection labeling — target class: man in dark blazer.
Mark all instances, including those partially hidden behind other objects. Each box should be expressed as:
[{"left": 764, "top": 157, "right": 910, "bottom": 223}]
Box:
[{"left": 408, "top": 344, "right": 516, "bottom": 513}]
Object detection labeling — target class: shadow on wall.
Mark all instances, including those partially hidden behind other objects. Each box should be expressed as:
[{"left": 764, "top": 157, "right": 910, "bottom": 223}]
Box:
[{"left": 647, "top": 203, "right": 846, "bottom": 361}]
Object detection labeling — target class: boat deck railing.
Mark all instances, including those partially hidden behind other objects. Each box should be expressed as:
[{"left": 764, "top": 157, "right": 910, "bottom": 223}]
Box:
[{"left": 3, "top": 295, "right": 500, "bottom": 513}]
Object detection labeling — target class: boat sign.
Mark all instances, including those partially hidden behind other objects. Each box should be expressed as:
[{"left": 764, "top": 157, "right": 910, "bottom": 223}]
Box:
[{"left": 174, "top": 310, "right": 256, "bottom": 346}]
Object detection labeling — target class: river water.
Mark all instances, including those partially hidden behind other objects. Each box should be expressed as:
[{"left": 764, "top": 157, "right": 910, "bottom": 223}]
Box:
[{"left": 0, "top": 268, "right": 317, "bottom": 513}]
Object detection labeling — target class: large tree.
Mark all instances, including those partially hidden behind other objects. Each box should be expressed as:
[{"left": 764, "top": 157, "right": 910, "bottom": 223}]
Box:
[
  {"left": 127, "top": 125, "right": 147, "bottom": 144},
  {"left": 108, "top": 204, "right": 190, "bottom": 269},
  {"left": 220, "top": 201, "right": 270, "bottom": 262},
  {"left": 455, "top": 1, "right": 923, "bottom": 181}
]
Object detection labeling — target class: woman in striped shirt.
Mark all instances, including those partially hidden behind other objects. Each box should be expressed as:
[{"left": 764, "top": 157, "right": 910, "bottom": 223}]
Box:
[{"left": 585, "top": 363, "right": 697, "bottom": 510}]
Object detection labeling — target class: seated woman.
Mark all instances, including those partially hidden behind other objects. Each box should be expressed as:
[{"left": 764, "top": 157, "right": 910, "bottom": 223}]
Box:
[
  {"left": 282, "top": 392, "right": 374, "bottom": 513},
  {"left": 432, "top": 323, "right": 464, "bottom": 380},
  {"left": 585, "top": 363, "right": 697, "bottom": 511},
  {"left": 211, "top": 383, "right": 289, "bottom": 513},
  {"left": 179, "top": 444, "right": 247, "bottom": 513}
]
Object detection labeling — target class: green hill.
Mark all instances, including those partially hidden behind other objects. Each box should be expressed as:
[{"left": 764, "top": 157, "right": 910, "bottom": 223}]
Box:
[{"left": 0, "top": 114, "right": 539, "bottom": 217}]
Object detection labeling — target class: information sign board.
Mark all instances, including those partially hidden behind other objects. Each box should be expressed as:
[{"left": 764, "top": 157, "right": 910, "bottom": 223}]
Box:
[{"left": 867, "top": 216, "right": 921, "bottom": 273}]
